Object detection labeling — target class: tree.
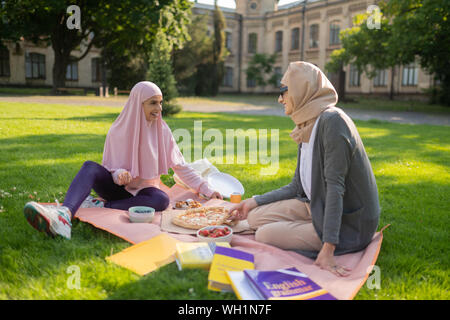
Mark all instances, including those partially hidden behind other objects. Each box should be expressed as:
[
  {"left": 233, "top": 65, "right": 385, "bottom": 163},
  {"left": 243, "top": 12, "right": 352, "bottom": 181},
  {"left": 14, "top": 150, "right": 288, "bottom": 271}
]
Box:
[
  {"left": 325, "top": 10, "right": 395, "bottom": 100},
  {"left": 210, "top": 2, "right": 227, "bottom": 96},
  {"left": 173, "top": 15, "right": 214, "bottom": 95},
  {"left": 246, "top": 53, "right": 279, "bottom": 88},
  {"left": 173, "top": 5, "right": 228, "bottom": 97},
  {"left": 104, "top": 49, "right": 148, "bottom": 92},
  {"left": 326, "top": 0, "right": 450, "bottom": 105},
  {"left": 0, "top": 0, "right": 192, "bottom": 93},
  {"left": 147, "top": 32, "right": 181, "bottom": 116}
]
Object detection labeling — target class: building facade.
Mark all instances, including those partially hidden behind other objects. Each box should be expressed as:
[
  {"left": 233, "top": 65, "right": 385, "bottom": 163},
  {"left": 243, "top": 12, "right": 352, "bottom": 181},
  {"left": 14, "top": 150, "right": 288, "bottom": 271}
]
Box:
[
  {"left": 194, "top": 0, "right": 433, "bottom": 97},
  {"left": 0, "top": 0, "right": 433, "bottom": 98},
  {"left": 0, "top": 39, "right": 102, "bottom": 89}
]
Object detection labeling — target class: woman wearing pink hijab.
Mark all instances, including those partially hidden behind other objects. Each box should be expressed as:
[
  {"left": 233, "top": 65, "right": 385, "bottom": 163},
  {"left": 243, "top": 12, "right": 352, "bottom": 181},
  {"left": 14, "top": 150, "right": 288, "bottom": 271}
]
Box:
[{"left": 23, "top": 81, "right": 222, "bottom": 240}]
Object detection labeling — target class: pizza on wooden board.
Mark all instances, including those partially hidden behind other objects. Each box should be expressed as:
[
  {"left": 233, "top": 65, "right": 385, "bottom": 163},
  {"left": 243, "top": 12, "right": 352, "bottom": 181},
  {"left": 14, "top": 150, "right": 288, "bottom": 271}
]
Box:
[{"left": 171, "top": 206, "right": 237, "bottom": 230}]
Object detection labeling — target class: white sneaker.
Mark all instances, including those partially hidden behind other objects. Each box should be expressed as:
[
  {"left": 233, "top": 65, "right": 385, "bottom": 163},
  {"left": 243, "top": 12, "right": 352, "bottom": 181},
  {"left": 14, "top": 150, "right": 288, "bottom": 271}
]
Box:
[
  {"left": 24, "top": 201, "right": 72, "bottom": 239},
  {"left": 80, "top": 195, "right": 105, "bottom": 209}
]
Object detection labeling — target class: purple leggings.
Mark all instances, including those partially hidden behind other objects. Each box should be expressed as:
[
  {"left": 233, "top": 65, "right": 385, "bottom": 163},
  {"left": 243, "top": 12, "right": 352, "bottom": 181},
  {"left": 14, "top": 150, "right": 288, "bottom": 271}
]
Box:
[{"left": 63, "top": 161, "right": 170, "bottom": 218}]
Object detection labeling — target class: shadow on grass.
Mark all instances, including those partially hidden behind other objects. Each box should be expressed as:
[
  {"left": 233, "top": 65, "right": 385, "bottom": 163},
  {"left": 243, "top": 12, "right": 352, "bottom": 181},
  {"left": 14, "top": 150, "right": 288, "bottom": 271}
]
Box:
[
  {"left": 0, "top": 134, "right": 105, "bottom": 172},
  {"left": 106, "top": 262, "right": 236, "bottom": 300}
]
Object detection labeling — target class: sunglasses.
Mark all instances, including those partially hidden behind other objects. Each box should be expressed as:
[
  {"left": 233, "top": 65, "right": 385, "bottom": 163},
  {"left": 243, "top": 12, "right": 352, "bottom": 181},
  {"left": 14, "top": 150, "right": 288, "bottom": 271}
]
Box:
[{"left": 279, "top": 86, "right": 288, "bottom": 96}]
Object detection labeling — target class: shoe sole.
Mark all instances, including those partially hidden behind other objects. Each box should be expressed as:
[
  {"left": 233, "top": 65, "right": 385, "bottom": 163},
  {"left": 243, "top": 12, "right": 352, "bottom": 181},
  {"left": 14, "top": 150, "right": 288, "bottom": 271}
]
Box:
[{"left": 24, "top": 202, "right": 55, "bottom": 238}]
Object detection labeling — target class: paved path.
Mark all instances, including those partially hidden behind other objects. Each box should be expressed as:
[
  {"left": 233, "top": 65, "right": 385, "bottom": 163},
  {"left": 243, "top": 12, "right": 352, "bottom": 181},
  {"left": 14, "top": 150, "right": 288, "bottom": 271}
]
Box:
[
  {"left": 1, "top": 95, "right": 448, "bottom": 126},
  {"left": 181, "top": 102, "right": 450, "bottom": 126}
]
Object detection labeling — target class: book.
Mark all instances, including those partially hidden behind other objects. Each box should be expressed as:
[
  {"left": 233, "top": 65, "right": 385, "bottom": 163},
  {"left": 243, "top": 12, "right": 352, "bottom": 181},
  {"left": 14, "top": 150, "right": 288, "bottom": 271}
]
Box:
[
  {"left": 174, "top": 241, "right": 231, "bottom": 270},
  {"left": 208, "top": 246, "right": 255, "bottom": 292},
  {"left": 235, "top": 267, "right": 337, "bottom": 300},
  {"left": 226, "top": 271, "right": 261, "bottom": 300},
  {"left": 105, "top": 233, "right": 180, "bottom": 276}
]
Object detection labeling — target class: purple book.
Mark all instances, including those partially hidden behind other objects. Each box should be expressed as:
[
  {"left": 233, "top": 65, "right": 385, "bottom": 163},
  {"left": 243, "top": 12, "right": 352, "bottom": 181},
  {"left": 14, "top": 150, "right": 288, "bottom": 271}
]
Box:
[{"left": 243, "top": 267, "right": 337, "bottom": 300}]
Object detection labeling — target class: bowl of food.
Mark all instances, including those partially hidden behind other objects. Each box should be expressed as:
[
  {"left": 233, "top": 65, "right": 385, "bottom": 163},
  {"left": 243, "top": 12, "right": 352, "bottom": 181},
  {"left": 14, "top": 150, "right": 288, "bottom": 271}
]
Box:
[
  {"left": 128, "top": 206, "right": 155, "bottom": 223},
  {"left": 196, "top": 225, "right": 233, "bottom": 243},
  {"left": 174, "top": 199, "right": 202, "bottom": 209}
]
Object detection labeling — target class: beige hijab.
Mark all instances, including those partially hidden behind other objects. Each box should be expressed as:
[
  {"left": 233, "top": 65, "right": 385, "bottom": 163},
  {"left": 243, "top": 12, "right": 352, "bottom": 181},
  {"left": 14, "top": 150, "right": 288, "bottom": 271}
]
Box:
[{"left": 281, "top": 61, "right": 338, "bottom": 144}]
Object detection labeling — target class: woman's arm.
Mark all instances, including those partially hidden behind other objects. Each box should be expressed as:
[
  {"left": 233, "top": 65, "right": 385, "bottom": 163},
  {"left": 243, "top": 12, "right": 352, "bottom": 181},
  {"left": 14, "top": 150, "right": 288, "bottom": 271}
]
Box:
[
  {"left": 172, "top": 163, "right": 217, "bottom": 198},
  {"left": 253, "top": 146, "right": 303, "bottom": 206}
]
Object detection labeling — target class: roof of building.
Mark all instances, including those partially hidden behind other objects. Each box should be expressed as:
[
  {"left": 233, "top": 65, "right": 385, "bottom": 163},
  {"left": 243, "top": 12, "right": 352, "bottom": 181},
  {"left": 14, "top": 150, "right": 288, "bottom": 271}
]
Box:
[
  {"left": 192, "top": 0, "right": 324, "bottom": 14},
  {"left": 192, "top": 1, "right": 236, "bottom": 13}
]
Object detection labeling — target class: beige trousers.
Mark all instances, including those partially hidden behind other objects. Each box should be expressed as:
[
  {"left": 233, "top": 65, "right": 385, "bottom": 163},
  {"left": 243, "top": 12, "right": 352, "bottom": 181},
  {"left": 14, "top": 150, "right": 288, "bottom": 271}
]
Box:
[{"left": 247, "top": 199, "right": 323, "bottom": 251}]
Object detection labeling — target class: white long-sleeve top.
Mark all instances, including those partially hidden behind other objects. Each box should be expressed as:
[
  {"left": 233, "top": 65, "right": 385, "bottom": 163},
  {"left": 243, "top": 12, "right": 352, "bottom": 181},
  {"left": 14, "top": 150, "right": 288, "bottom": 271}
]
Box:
[
  {"left": 299, "top": 116, "right": 321, "bottom": 201},
  {"left": 111, "top": 164, "right": 215, "bottom": 197}
]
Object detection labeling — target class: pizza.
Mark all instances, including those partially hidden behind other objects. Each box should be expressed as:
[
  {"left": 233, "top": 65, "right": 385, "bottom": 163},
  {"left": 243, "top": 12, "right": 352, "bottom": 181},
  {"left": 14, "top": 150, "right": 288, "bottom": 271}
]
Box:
[{"left": 171, "top": 206, "right": 236, "bottom": 230}]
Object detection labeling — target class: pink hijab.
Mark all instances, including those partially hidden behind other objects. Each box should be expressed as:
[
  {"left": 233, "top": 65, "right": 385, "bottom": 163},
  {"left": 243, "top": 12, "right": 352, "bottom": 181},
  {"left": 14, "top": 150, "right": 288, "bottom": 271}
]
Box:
[{"left": 102, "top": 81, "right": 185, "bottom": 179}]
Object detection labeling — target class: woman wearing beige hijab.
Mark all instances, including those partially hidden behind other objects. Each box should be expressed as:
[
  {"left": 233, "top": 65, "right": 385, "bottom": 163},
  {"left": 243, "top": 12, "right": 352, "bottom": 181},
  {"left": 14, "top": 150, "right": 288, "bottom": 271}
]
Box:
[{"left": 231, "top": 62, "right": 380, "bottom": 277}]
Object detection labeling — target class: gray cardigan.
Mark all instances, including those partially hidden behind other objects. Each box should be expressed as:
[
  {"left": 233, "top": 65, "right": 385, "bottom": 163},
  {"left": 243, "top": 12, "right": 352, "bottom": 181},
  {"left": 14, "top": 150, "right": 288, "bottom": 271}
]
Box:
[{"left": 254, "top": 107, "right": 380, "bottom": 259}]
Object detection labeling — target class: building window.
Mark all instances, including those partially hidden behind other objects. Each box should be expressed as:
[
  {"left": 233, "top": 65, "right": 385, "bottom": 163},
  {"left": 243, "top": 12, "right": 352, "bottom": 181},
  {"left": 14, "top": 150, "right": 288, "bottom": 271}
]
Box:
[
  {"left": 248, "top": 33, "right": 257, "bottom": 54},
  {"left": 309, "top": 24, "right": 319, "bottom": 48},
  {"left": 291, "top": 27, "right": 300, "bottom": 50},
  {"left": 275, "top": 31, "right": 283, "bottom": 53},
  {"left": 92, "top": 57, "right": 103, "bottom": 82},
  {"left": 329, "top": 22, "right": 340, "bottom": 45},
  {"left": 66, "top": 58, "right": 78, "bottom": 81},
  {"left": 0, "top": 46, "right": 10, "bottom": 77},
  {"left": 402, "top": 63, "right": 418, "bottom": 86},
  {"left": 349, "top": 64, "right": 360, "bottom": 87},
  {"left": 225, "top": 32, "right": 232, "bottom": 53},
  {"left": 25, "top": 52, "right": 46, "bottom": 79},
  {"left": 247, "top": 76, "right": 256, "bottom": 88},
  {"left": 223, "top": 67, "right": 233, "bottom": 87},
  {"left": 373, "top": 69, "right": 388, "bottom": 87},
  {"left": 274, "top": 67, "right": 283, "bottom": 86}
]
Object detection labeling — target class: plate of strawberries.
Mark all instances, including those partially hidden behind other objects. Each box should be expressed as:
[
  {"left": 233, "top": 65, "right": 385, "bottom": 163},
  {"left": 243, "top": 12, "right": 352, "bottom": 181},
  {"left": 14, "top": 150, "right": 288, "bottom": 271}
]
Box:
[{"left": 196, "top": 225, "right": 233, "bottom": 243}]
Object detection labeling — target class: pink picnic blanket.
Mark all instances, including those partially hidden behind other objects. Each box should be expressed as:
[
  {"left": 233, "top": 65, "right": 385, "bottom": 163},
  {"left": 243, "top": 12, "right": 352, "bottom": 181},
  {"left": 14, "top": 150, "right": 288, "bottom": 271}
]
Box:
[{"left": 74, "top": 183, "right": 388, "bottom": 300}]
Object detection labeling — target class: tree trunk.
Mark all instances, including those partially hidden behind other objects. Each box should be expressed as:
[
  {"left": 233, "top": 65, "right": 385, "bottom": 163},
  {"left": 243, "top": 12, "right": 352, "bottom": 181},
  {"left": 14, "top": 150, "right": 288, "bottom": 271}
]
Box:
[
  {"left": 52, "top": 50, "right": 69, "bottom": 94},
  {"left": 338, "top": 67, "right": 346, "bottom": 102},
  {"left": 51, "top": 25, "right": 72, "bottom": 94},
  {"left": 50, "top": 14, "right": 79, "bottom": 94},
  {"left": 389, "top": 66, "right": 395, "bottom": 100}
]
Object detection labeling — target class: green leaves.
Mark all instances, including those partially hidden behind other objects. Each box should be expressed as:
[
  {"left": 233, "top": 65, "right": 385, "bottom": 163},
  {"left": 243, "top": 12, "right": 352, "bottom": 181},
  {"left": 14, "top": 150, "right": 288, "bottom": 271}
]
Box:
[
  {"left": 326, "top": 0, "right": 450, "bottom": 104},
  {"left": 147, "top": 32, "right": 181, "bottom": 116},
  {"left": 1, "top": 0, "right": 192, "bottom": 90},
  {"left": 246, "top": 53, "right": 279, "bottom": 87}
]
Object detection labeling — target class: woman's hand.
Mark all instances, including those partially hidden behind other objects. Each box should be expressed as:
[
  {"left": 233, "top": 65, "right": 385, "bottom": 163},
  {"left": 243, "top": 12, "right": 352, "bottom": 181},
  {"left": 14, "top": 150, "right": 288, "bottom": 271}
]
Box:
[
  {"left": 209, "top": 191, "right": 223, "bottom": 200},
  {"left": 314, "top": 243, "right": 352, "bottom": 277},
  {"left": 117, "top": 170, "right": 132, "bottom": 186},
  {"left": 229, "top": 198, "right": 258, "bottom": 221}
]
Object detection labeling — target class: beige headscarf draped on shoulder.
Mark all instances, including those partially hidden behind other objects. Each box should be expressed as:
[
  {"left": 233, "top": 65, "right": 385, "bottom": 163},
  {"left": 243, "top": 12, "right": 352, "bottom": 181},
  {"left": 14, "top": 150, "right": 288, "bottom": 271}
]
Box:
[{"left": 281, "top": 61, "right": 338, "bottom": 144}]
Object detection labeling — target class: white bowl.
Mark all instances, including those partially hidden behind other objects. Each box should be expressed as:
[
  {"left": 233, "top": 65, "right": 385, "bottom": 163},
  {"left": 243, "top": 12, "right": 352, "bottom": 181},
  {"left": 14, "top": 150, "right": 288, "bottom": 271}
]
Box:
[
  {"left": 128, "top": 206, "right": 155, "bottom": 223},
  {"left": 196, "top": 225, "right": 233, "bottom": 243}
]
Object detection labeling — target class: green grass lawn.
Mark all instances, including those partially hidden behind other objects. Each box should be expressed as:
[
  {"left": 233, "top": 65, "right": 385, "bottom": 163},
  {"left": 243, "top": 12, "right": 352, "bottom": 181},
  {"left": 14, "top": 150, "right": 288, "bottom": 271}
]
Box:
[{"left": 0, "top": 102, "right": 449, "bottom": 300}]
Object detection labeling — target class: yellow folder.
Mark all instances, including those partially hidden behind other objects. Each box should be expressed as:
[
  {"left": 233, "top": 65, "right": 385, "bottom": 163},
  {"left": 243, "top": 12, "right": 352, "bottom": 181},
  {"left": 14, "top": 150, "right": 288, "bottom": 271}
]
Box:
[{"left": 106, "top": 233, "right": 180, "bottom": 276}]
